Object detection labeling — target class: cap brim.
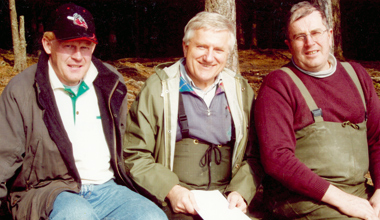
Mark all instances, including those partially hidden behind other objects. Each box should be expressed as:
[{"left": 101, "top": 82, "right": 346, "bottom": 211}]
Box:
[{"left": 63, "top": 37, "right": 98, "bottom": 44}]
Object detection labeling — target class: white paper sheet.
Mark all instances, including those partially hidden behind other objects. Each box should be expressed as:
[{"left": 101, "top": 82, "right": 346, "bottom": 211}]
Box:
[{"left": 191, "top": 190, "right": 251, "bottom": 220}]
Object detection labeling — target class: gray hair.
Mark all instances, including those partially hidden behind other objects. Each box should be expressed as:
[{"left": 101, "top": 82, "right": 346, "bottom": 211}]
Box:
[
  {"left": 183, "top": 11, "right": 236, "bottom": 53},
  {"left": 286, "top": 1, "right": 330, "bottom": 39}
]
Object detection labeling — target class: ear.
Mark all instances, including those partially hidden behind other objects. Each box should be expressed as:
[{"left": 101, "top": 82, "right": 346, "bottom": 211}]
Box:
[
  {"left": 285, "top": 39, "right": 291, "bottom": 50},
  {"left": 91, "top": 44, "right": 96, "bottom": 54},
  {"left": 42, "top": 38, "right": 52, "bottom": 55},
  {"left": 182, "top": 41, "right": 188, "bottom": 58},
  {"left": 328, "top": 29, "right": 333, "bottom": 47}
]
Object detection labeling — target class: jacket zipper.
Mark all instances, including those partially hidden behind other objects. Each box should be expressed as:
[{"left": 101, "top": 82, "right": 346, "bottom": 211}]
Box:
[
  {"left": 162, "top": 81, "right": 169, "bottom": 168},
  {"left": 108, "top": 81, "right": 124, "bottom": 183},
  {"left": 231, "top": 78, "right": 245, "bottom": 172}
]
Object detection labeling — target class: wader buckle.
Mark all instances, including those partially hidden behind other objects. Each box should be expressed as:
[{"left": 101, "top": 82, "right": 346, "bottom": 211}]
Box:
[{"left": 342, "top": 121, "right": 360, "bottom": 130}]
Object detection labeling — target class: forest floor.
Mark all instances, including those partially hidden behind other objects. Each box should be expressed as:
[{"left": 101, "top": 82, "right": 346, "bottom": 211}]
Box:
[
  {"left": 1, "top": 48, "right": 380, "bottom": 218},
  {"left": 1, "top": 48, "right": 380, "bottom": 103}
]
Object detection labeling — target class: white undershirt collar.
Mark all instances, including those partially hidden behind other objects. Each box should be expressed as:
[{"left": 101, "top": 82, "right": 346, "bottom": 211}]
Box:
[{"left": 292, "top": 53, "right": 337, "bottom": 78}]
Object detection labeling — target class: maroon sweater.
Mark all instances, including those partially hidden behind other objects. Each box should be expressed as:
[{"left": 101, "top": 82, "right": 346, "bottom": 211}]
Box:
[{"left": 254, "top": 61, "right": 380, "bottom": 201}]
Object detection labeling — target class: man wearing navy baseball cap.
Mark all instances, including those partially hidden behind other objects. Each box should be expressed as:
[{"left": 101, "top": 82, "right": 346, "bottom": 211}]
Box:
[{"left": 0, "top": 3, "right": 167, "bottom": 220}]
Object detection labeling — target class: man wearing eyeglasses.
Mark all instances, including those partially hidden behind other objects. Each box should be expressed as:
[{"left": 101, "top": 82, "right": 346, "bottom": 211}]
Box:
[
  {"left": 255, "top": 1, "right": 380, "bottom": 219},
  {"left": 0, "top": 3, "right": 167, "bottom": 219}
]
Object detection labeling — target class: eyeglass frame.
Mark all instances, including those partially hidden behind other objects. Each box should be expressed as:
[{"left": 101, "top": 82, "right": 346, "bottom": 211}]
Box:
[{"left": 290, "top": 29, "right": 329, "bottom": 43}]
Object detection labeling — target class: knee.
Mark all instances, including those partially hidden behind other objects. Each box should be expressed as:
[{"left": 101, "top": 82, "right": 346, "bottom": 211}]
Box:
[
  {"left": 50, "top": 193, "right": 98, "bottom": 220},
  {"left": 50, "top": 203, "right": 98, "bottom": 220}
]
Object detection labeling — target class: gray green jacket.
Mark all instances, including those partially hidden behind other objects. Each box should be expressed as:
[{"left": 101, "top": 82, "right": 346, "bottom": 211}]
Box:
[
  {"left": 124, "top": 59, "right": 262, "bottom": 206},
  {"left": 0, "top": 52, "right": 135, "bottom": 219}
]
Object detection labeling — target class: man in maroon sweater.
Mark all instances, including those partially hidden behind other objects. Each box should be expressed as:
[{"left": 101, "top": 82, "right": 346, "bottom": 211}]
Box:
[{"left": 255, "top": 1, "right": 380, "bottom": 219}]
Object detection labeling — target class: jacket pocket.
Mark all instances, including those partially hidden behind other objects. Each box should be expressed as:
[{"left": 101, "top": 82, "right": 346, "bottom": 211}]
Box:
[
  {"left": 17, "top": 138, "right": 42, "bottom": 190},
  {"left": 22, "top": 137, "right": 69, "bottom": 188}
]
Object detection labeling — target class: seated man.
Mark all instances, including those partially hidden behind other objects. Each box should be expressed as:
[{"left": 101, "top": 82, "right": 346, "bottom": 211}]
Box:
[
  {"left": 255, "top": 1, "right": 380, "bottom": 219},
  {"left": 124, "top": 11, "right": 262, "bottom": 219},
  {"left": 0, "top": 3, "right": 167, "bottom": 220}
]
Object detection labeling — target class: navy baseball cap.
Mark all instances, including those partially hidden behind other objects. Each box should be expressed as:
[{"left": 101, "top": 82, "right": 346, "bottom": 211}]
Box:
[{"left": 51, "top": 3, "right": 98, "bottom": 44}]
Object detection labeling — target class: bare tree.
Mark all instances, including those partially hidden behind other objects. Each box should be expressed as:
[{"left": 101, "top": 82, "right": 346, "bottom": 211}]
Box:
[
  {"left": 9, "top": 0, "right": 27, "bottom": 72},
  {"left": 331, "top": 0, "right": 344, "bottom": 60},
  {"left": 205, "top": 0, "right": 239, "bottom": 73},
  {"left": 312, "top": 0, "right": 344, "bottom": 60}
]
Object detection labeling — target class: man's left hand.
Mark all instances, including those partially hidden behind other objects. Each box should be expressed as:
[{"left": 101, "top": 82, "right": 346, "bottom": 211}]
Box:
[
  {"left": 370, "top": 189, "right": 380, "bottom": 217},
  {"left": 227, "top": 191, "right": 247, "bottom": 213}
]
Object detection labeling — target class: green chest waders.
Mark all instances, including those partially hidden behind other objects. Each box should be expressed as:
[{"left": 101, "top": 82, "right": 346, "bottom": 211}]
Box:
[
  {"left": 173, "top": 93, "right": 232, "bottom": 191},
  {"left": 266, "top": 63, "right": 371, "bottom": 219},
  {"left": 173, "top": 138, "right": 232, "bottom": 190}
]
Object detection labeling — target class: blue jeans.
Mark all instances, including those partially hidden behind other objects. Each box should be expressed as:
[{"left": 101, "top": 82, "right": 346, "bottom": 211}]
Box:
[{"left": 49, "top": 179, "right": 167, "bottom": 220}]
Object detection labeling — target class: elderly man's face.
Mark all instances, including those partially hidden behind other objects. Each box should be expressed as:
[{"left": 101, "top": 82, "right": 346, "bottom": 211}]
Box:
[
  {"left": 285, "top": 11, "right": 332, "bottom": 72},
  {"left": 183, "top": 28, "right": 230, "bottom": 90},
  {"left": 43, "top": 39, "right": 95, "bottom": 86}
]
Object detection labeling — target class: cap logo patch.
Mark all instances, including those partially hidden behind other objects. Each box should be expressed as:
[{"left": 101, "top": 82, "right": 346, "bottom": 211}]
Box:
[{"left": 67, "top": 13, "right": 88, "bottom": 29}]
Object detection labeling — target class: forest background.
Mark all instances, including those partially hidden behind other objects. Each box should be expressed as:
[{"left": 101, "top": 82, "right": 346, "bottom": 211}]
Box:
[
  {"left": 1, "top": 0, "right": 380, "bottom": 60},
  {"left": 1, "top": 0, "right": 380, "bottom": 101},
  {"left": 0, "top": 0, "right": 380, "bottom": 218}
]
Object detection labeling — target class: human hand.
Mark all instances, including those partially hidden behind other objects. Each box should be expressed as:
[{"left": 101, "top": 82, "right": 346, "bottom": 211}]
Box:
[
  {"left": 370, "top": 189, "right": 380, "bottom": 217},
  {"left": 322, "top": 184, "right": 379, "bottom": 220},
  {"left": 166, "top": 185, "right": 198, "bottom": 215},
  {"left": 227, "top": 191, "right": 247, "bottom": 213},
  {"left": 337, "top": 194, "right": 379, "bottom": 220}
]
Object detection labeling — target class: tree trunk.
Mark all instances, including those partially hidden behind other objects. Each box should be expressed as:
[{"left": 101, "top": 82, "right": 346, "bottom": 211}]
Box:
[
  {"left": 19, "top": 16, "right": 27, "bottom": 67},
  {"left": 9, "top": 0, "right": 27, "bottom": 72},
  {"left": 205, "top": 0, "right": 239, "bottom": 73},
  {"left": 312, "top": 0, "right": 344, "bottom": 60},
  {"left": 331, "top": 0, "right": 344, "bottom": 60}
]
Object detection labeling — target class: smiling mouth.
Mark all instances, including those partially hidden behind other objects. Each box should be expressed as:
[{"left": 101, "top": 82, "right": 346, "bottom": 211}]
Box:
[
  {"left": 68, "top": 65, "right": 82, "bottom": 68},
  {"left": 200, "top": 62, "right": 215, "bottom": 68},
  {"left": 305, "top": 51, "right": 318, "bottom": 55}
]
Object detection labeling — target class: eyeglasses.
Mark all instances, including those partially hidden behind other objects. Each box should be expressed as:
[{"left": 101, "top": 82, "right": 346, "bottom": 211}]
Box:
[{"left": 291, "top": 29, "right": 328, "bottom": 43}]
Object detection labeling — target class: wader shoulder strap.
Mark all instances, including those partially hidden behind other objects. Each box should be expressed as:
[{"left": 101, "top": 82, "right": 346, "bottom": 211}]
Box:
[
  {"left": 178, "top": 92, "right": 190, "bottom": 138},
  {"left": 341, "top": 62, "right": 367, "bottom": 112},
  {"left": 280, "top": 67, "right": 323, "bottom": 123}
]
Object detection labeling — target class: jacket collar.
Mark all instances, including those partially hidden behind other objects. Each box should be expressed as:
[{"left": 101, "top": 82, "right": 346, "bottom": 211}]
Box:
[
  {"left": 34, "top": 51, "right": 81, "bottom": 182},
  {"left": 92, "top": 57, "right": 121, "bottom": 92},
  {"left": 155, "top": 59, "right": 182, "bottom": 80},
  {"left": 92, "top": 57, "right": 126, "bottom": 159}
]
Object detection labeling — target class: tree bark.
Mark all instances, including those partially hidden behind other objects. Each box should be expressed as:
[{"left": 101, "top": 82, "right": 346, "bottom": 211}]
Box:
[
  {"left": 312, "top": 0, "right": 344, "bottom": 60},
  {"left": 205, "top": 0, "right": 239, "bottom": 73},
  {"left": 331, "top": 0, "right": 344, "bottom": 60},
  {"left": 19, "top": 16, "right": 27, "bottom": 68},
  {"left": 9, "top": 0, "right": 27, "bottom": 72}
]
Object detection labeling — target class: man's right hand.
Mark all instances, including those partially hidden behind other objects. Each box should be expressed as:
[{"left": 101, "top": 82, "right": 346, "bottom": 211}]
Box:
[
  {"left": 322, "top": 184, "right": 380, "bottom": 220},
  {"left": 166, "top": 185, "right": 198, "bottom": 215}
]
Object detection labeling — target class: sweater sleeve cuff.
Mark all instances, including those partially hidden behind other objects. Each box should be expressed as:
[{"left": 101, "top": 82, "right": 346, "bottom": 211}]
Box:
[{"left": 309, "top": 178, "right": 331, "bottom": 201}]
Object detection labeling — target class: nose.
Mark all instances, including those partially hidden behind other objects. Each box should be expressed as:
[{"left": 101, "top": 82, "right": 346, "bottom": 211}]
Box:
[
  {"left": 305, "top": 34, "right": 316, "bottom": 46},
  {"left": 203, "top": 49, "right": 214, "bottom": 63},
  {"left": 71, "top": 47, "right": 83, "bottom": 60}
]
